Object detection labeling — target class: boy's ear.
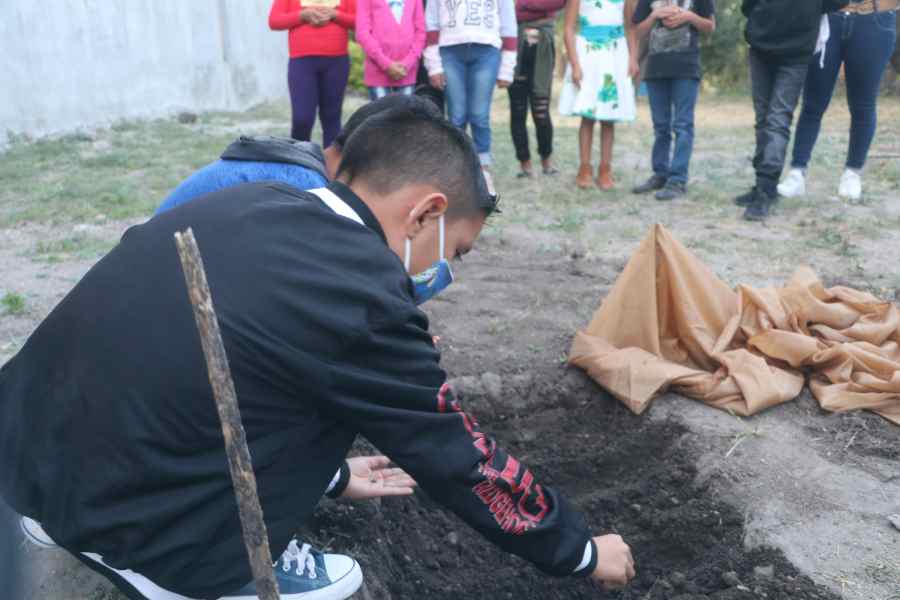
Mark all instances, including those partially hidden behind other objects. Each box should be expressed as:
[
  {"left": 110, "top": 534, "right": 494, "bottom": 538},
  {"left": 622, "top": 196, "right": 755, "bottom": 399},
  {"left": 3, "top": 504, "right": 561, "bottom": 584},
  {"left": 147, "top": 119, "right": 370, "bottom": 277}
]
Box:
[{"left": 405, "top": 192, "right": 448, "bottom": 239}]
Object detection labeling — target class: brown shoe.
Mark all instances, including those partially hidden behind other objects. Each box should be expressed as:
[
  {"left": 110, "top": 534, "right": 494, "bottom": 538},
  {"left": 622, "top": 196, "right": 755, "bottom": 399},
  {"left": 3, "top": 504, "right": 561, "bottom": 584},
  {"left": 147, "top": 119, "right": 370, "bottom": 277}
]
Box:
[
  {"left": 575, "top": 164, "right": 593, "bottom": 189},
  {"left": 596, "top": 163, "right": 614, "bottom": 191}
]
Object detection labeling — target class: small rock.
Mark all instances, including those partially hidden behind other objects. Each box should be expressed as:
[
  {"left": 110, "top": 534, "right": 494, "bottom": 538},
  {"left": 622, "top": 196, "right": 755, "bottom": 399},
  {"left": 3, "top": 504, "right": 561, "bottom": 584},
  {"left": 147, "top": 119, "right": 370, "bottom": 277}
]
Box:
[
  {"left": 670, "top": 497, "right": 680, "bottom": 505},
  {"left": 426, "top": 559, "right": 440, "bottom": 570},
  {"left": 403, "top": 554, "right": 412, "bottom": 563},
  {"left": 630, "top": 503, "right": 642, "bottom": 512},
  {"left": 481, "top": 372, "right": 503, "bottom": 402},
  {"left": 722, "top": 571, "right": 742, "bottom": 587},
  {"left": 670, "top": 571, "right": 687, "bottom": 589},
  {"left": 737, "top": 585, "right": 751, "bottom": 592},
  {"left": 660, "top": 579, "right": 673, "bottom": 591},
  {"left": 889, "top": 514, "right": 900, "bottom": 531},
  {"left": 753, "top": 565, "right": 774, "bottom": 579},
  {"left": 446, "top": 531, "right": 459, "bottom": 546},
  {"left": 176, "top": 111, "right": 198, "bottom": 124}
]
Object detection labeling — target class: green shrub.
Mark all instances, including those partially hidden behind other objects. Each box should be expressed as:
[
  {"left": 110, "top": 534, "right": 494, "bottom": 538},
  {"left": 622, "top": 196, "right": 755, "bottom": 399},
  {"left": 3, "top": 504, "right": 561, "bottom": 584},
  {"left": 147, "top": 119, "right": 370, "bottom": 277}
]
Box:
[
  {"left": 700, "top": 0, "right": 749, "bottom": 90},
  {"left": 348, "top": 39, "right": 367, "bottom": 94}
]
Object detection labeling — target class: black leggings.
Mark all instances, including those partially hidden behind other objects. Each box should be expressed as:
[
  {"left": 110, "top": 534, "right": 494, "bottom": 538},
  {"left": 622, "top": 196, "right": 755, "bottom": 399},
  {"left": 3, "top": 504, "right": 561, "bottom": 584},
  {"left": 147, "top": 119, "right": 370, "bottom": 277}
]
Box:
[{"left": 508, "top": 43, "right": 553, "bottom": 162}]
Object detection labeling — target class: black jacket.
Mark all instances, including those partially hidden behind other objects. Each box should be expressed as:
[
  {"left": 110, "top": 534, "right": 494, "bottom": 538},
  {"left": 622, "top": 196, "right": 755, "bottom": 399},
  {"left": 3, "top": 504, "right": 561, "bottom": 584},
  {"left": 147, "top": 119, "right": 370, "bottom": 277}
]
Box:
[
  {"left": 742, "top": 0, "right": 848, "bottom": 64},
  {"left": 0, "top": 182, "right": 594, "bottom": 597}
]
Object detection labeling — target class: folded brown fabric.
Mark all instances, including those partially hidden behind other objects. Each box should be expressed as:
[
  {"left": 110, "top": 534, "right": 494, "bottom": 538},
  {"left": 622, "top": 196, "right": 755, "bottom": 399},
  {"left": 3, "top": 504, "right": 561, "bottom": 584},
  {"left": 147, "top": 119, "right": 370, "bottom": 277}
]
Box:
[{"left": 569, "top": 224, "right": 900, "bottom": 425}]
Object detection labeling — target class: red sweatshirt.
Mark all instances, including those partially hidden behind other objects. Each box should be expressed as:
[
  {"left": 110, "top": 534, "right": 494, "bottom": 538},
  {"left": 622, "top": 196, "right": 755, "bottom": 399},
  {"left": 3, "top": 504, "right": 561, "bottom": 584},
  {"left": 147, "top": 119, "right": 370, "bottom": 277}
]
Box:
[
  {"left": 516, "top": 0, "right": 566, "bottom": 23},
  {"left": 269, "top": 0, "right": 356, "bottom": 58}
]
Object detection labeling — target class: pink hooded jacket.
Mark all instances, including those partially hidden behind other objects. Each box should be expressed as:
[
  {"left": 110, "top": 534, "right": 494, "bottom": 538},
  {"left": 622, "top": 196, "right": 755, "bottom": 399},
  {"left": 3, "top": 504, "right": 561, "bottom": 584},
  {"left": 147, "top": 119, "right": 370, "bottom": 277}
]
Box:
[{"left": 356, "top": 0, "right": 426, "bottom": 87}]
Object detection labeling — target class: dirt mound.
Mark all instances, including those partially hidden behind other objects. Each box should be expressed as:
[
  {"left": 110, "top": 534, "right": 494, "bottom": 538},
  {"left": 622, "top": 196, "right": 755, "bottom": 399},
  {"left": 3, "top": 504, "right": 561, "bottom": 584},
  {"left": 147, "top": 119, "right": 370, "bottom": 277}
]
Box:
[{"left": 302, "top": 371, "right": 840, "bottom": 600}]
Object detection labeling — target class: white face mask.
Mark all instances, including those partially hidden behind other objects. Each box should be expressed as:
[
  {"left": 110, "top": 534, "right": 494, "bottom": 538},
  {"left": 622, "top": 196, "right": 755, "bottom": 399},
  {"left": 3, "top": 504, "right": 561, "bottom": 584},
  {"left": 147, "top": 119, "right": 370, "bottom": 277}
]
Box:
[{"left": 404, "top": 215, "right": 454, "bottom": 305}]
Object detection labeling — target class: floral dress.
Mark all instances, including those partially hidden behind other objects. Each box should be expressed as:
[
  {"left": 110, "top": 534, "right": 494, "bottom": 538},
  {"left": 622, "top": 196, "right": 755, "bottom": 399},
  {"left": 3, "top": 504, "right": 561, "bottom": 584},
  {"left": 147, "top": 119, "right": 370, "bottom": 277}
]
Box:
[{"left": 558, "top": 0, "right": 635, "bottom": 122}]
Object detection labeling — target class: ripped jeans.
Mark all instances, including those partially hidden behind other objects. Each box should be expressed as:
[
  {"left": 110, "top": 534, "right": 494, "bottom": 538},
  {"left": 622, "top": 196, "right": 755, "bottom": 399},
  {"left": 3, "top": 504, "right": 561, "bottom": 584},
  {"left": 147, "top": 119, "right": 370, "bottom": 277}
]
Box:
[{"left": 508, "top": 42, "right": 554, "bottom": 162}]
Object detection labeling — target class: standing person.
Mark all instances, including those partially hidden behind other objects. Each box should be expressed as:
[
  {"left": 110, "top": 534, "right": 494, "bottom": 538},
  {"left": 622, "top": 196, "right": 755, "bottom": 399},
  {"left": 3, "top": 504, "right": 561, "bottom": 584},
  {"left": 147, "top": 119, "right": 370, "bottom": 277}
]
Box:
[
  {"left": 269, "top": 0, "right": 356, "bottom": 148},
  {"left": 423, "top": 0, "right": 519, "bottom": 169},
  {"left": 631, "top": 0, "right": 716, "bottom": 201},
  {"left": 778, "top": 0, "right": 898, "bottom": 201},
  {"left": 0, "top": 106, "right": 636, "bottom": 600},
  {"left": 735, "top": 0, "right": 848, "bottom": 221},
  {"left": 509, "top": 0, "right": 566, "bottom": 178},
  {"left": 356, "top": 0, "right": 426, "bottom": 99},
  {"left": 559, "top": 0, "right": 639, "bottom": 191}
]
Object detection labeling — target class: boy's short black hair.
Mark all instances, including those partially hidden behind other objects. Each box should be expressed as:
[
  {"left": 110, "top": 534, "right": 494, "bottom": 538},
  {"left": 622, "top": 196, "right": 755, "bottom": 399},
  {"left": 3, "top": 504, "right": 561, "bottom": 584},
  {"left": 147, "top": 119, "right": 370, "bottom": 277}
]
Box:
[
  {"left": 332, "top": 95, "right": 442, "bottom": 151},
  {"left": 336, "top": 103, "right": 495, "bottom": 216}
]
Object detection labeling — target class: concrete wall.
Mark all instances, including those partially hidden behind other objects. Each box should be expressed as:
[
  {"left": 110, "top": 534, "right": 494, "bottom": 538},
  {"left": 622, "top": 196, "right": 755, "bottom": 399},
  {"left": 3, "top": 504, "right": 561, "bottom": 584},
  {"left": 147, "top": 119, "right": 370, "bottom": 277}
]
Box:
[{"left": 0, "top": 0, "right": 290, "bottom": 140}]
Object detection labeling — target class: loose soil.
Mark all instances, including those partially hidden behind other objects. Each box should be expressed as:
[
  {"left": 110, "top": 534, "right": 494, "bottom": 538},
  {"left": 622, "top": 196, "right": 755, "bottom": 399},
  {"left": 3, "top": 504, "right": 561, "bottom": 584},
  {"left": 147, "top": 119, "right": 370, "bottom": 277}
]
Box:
[{"left": 305, "top": 370, "right": 839, "bottom": 600}]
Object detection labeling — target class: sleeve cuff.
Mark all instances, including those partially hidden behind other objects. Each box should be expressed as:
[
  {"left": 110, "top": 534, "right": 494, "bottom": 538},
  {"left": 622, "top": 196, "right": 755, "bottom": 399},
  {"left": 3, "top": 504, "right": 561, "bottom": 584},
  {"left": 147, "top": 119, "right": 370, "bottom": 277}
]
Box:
[
  {"left": 325, "top": 461, "right": 351, "bottom": 499},
  {"left": 498, "top": 49, "right": 517, "bottom": 82},
  {"left": 424, "top": 44, "right": 443, "bottom": 76},
  {"left": 572, "top": 539, "right": 597, "bottom": 577}
]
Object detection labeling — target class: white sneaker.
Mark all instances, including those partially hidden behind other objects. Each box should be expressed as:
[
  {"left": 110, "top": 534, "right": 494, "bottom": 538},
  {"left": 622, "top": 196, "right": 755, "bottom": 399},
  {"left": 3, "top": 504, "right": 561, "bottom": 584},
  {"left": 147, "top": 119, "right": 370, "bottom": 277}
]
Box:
[
  {"left": 777, "top": 168, "right": 806, "bottom": 198},
  {"left": 20, "top": 516, "right": 59, "bottom": 549},
  {"left": 838, "top": 169, "right": 862, "bottom": 200}
]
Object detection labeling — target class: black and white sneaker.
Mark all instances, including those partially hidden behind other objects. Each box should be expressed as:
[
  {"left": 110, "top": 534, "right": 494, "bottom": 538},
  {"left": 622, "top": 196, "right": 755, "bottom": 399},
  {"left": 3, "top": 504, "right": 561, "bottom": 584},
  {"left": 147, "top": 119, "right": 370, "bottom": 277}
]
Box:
[{"left": 221, "top": 539, "right": 363, "bottom": 600}]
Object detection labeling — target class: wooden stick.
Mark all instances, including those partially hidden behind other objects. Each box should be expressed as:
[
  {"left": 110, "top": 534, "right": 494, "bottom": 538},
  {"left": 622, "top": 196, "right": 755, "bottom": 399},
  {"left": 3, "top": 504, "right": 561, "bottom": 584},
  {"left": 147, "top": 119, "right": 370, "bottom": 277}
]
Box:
[{"left": 174, "top": 228, "right": 280, "bottom": 600}]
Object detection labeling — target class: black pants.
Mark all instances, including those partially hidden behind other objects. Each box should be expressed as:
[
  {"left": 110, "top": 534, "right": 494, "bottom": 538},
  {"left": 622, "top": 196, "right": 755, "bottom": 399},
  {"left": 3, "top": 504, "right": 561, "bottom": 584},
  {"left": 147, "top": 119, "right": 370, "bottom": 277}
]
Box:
[
  {"left": 416, "top": 61, "right": 445, "bottom": 115},
  {"left": 1, "top": 502, "right": 23, "bottom": 598},
  {"left": 508, "top": 43, "right": 553, "bottom": 163},
  {"left": 749, "top": 49, "right": 808, "bottom": 194}
]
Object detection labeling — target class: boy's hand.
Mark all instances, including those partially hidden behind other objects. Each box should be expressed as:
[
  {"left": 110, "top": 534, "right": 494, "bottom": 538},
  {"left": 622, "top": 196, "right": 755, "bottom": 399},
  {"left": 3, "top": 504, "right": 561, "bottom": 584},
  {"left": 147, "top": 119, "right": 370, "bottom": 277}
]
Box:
[
  {"left": 663, "top": 8, "right": 693, "bottom": 28},
  {"left": 591, "top": 534, "right": 635, "bottom": 589},
  {"left": 341, "top": 456, "right": 417, "bottom": 501},
  {"left": 571, "top": 63, "right": 583, "bottom": 88},
  {"left": 429, "top": 73, "right": 447, "bottom": 89},
  {"left": 497, "top": 79, "right": 511, "bottom": 89},
  {"left": 652, "top": 5, "right": 679, "bottom": 20},
  {"left": 387, "top": 62, "right": 407, "bottom": 80}
]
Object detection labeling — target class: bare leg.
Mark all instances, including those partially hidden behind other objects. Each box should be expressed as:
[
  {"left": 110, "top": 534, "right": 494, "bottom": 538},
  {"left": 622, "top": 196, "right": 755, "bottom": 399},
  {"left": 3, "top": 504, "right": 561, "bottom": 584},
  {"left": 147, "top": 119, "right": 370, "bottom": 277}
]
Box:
[
  {"left": 597, "top": 121, "right": 616, "bottom": 190},
  {"left": 577, "top": 118, "right": 595, "bottom": 188}
]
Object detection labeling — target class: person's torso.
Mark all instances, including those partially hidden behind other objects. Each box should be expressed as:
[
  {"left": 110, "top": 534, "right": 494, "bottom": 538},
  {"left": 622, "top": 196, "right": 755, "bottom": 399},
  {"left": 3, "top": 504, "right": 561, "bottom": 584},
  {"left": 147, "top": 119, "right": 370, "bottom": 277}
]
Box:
[
  {"left": 643, "top": 0, "right": 706, "bottom": 80},
  {"left": 576, "top": 0, "right": 626, "bottom": 51},
  {"left": 437, "top": 0, "right": 505, "bottom": 47},
  {"left": 364, "top": 0, "right": 420, "bottom": 55},
  {"left": 745, "top": 0, "right": 823, "bottom": 61},
  {"left": 288, "top": 0, "right": 354, "bottom": 56}
]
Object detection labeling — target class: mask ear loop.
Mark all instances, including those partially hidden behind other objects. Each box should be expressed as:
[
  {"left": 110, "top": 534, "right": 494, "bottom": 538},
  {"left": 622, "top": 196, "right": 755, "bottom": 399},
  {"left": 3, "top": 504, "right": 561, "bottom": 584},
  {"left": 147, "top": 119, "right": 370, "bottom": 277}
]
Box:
[
  {"left": 439, "top": 214, "right": 445, "bottom": 261},
  {"left": 404, "top": 237, "right": 412, "bottom": 272}
]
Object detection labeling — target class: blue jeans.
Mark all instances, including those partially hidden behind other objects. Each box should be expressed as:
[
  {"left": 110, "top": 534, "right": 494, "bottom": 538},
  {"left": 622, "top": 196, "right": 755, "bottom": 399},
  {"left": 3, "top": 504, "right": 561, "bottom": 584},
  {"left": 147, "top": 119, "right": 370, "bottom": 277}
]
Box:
[
  {"left": 368, "top": 85, "right": 415, "bottom": 100},
  {"left": 646, "top": 78, "right": 700, "bottom": 185},
  {"left": 792, "top": 11, "right": 897, "bottom": 170},
  {"left": 440, "top": 43, "right": 501, "bottom": 165}
]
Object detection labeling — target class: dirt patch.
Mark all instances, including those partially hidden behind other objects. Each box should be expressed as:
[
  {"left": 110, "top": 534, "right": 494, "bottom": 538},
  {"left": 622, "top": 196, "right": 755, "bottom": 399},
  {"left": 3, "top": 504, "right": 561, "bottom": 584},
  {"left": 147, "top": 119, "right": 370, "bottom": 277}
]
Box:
[{"left": 303, "top": 371, "right": 840, "bottom": 600}]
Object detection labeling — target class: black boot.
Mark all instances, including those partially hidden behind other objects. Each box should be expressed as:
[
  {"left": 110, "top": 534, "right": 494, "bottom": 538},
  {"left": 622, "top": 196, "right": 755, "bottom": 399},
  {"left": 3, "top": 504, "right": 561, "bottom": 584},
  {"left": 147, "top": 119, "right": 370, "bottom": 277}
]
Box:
[
  {"left": 734, "top": 187, "right": 757, "bottom": 207},
  {"left": 743, "top": 188, "right": 778, "bottom": 221},
  {"left": 632, "top": 175, "right": 667, "bottom": 194}
]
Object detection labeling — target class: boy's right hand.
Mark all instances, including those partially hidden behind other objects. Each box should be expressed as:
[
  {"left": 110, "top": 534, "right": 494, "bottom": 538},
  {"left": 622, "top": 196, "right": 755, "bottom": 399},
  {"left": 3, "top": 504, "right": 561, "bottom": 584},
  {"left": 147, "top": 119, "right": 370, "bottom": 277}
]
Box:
[
  {"left": 571, "top": 64, "right": 583, "bottom": 88},
  {"left": 429, "top": 73, "right": 446, "bottom": 90},
  {"left": 590, "top": 534, "right": 635, "bottom": 589}
]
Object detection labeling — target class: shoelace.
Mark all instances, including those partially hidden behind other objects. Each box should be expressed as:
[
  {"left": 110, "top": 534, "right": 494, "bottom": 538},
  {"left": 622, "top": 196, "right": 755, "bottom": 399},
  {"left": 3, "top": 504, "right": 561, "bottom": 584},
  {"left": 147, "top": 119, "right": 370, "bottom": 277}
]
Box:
[{"left": 275, "top": 539, "right": 317, "bottom": 579}]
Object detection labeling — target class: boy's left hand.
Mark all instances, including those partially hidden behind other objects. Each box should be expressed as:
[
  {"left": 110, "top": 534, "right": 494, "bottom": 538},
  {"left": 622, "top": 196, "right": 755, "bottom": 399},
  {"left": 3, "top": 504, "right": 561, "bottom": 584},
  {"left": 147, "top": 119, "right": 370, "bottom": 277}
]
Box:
[
  {"left": 340, "top": 455, "right": 418, "bottom": 501},
  {"left": 497, "top": 79, "right": 511, "bottom": 89}
]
